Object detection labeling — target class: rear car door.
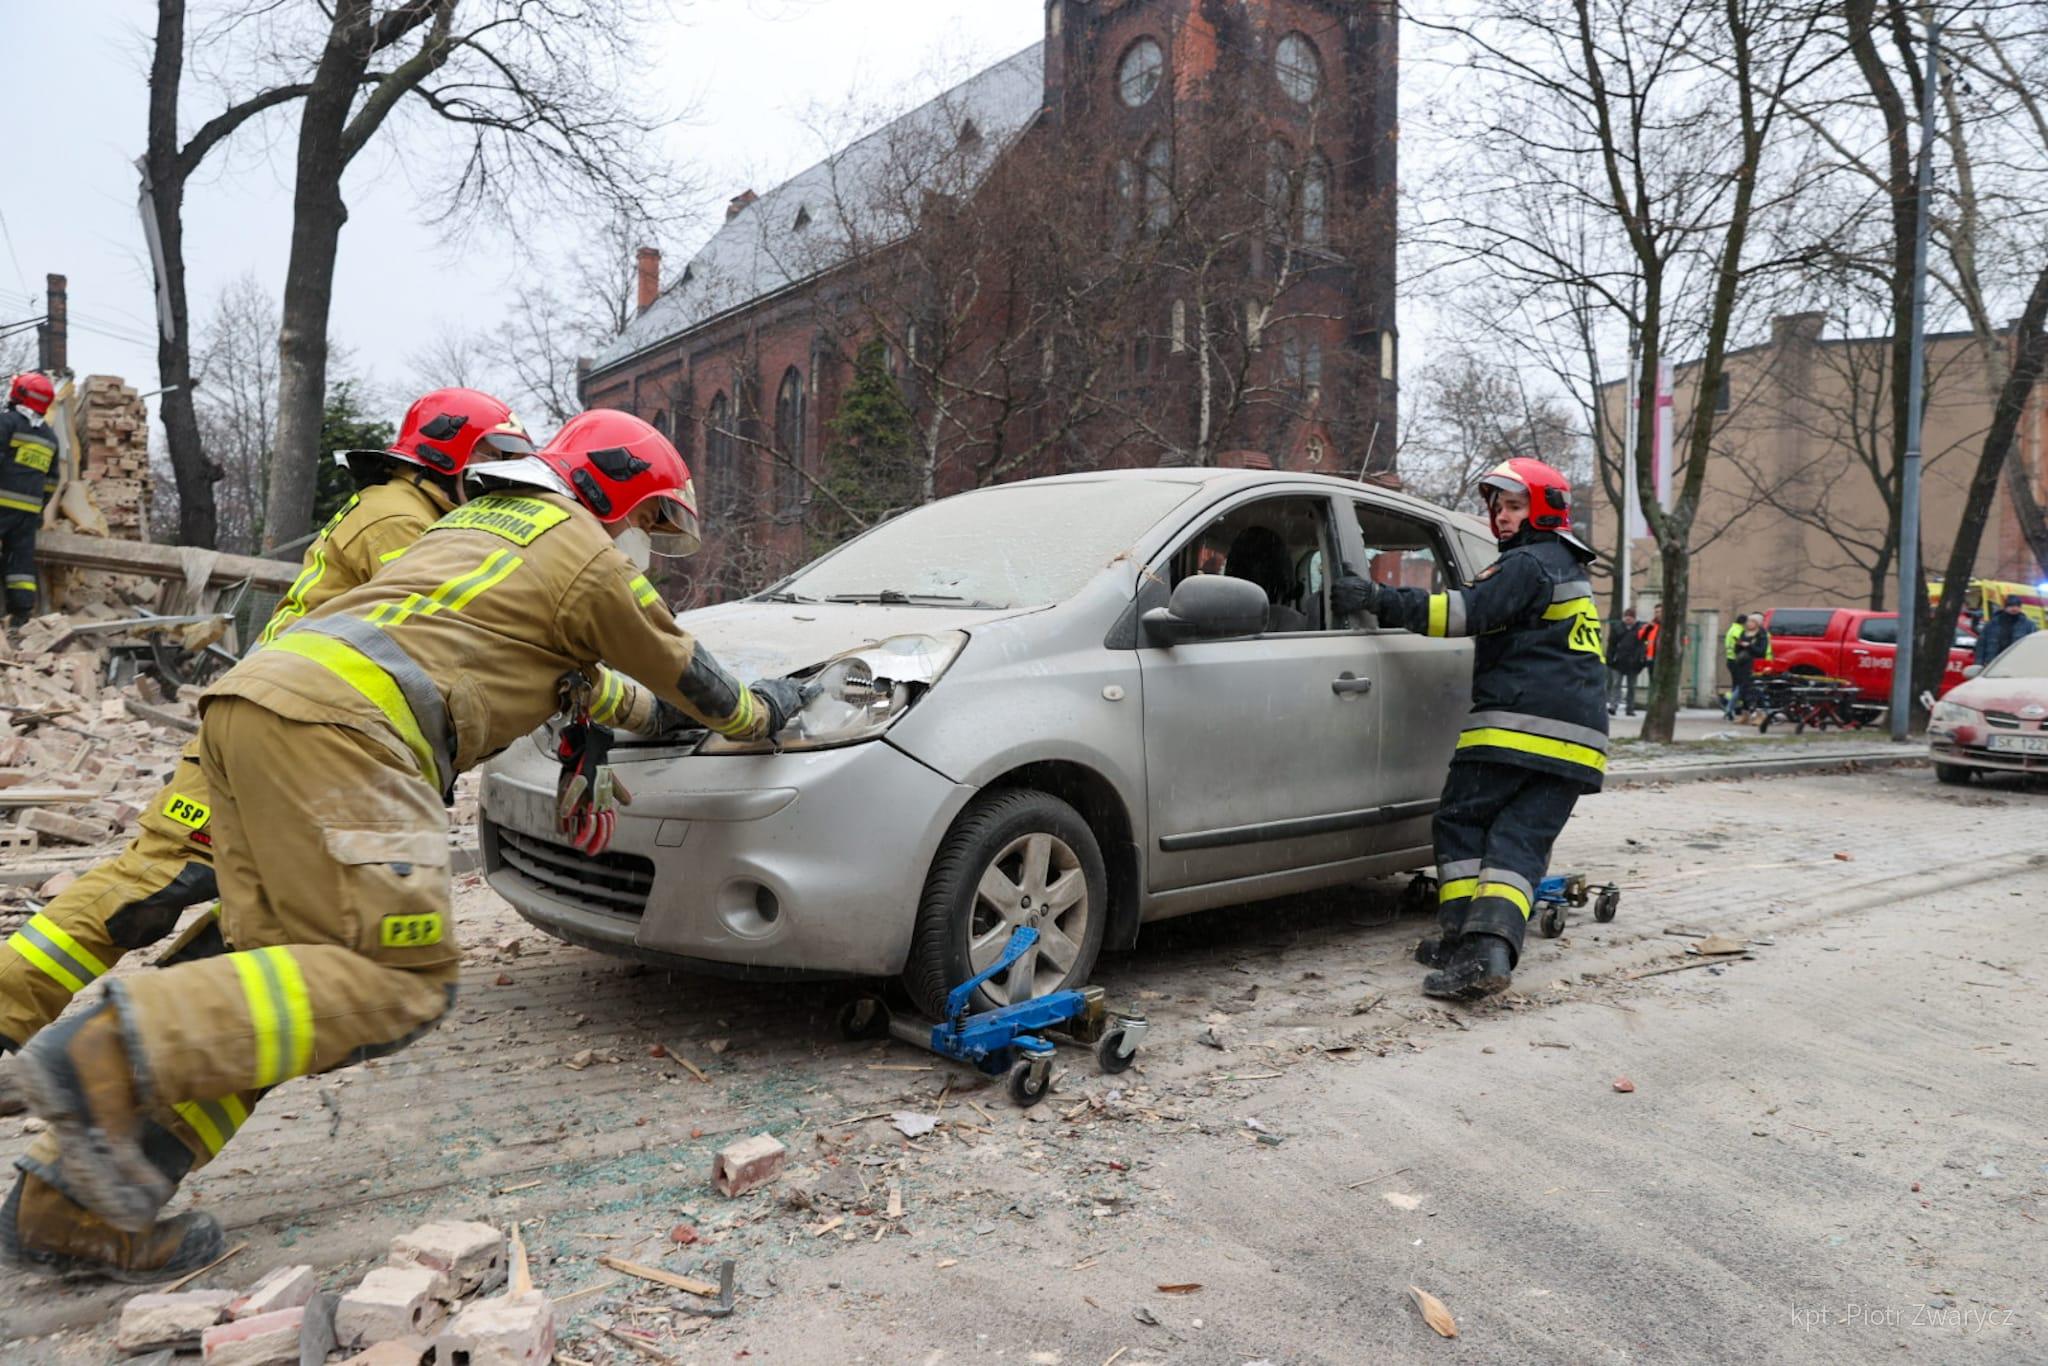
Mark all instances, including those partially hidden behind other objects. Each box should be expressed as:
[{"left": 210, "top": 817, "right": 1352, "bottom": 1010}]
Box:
[
  {"left": 1136, "top": 489, "right": 1386, "bottom": 892},
  {"left": 1334, "top": 494, "right": 1472, "bottom": 843}
]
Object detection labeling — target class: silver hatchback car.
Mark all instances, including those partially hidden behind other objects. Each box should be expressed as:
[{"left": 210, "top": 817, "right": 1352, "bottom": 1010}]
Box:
[{"left": 479, "top": 468, "right": 1496, "bottom": 1015}]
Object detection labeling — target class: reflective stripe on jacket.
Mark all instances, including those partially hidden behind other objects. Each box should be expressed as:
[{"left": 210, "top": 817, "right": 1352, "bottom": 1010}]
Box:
[
  {"left": 204, "top": 491, "right": 772, "bottom": 791},
  {"left": 1373, "top": 533, "right": 1611, "bottom": 790},
  {"left": 259, "top": 476, "right": 455, "bottom": 645},
  {"left": 0, "top": 409, "right": 58, "bottom": 514}
]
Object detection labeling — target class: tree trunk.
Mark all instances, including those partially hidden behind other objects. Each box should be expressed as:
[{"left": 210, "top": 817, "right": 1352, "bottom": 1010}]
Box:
[
  {"left": 2004, "top": 428, "right": 2048, "bottom": 570},
  {"left": 145, "top": 0, "right": 219, "bottom": 548},
  {"left": 1912, "top": 264, "right": 2048, "bottom": 709},
  {"left": 261, "top": 1, "right": 371, "bottom": 551}
]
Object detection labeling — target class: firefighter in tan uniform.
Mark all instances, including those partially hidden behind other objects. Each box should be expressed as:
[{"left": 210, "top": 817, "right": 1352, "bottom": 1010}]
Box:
[
  {"left": 11, "top": 411, "right": 806, "bottom": 1275},
  {"left": 0, "top": 388, "right": 534, "bottom": 1280}
]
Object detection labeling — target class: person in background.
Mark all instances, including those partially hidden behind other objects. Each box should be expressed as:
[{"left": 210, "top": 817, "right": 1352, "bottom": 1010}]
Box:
[
  {"left": 1723, "top": 611, "right": 1749, "bottom": 721},
  {"left": 1606, "top": 606, "right": 1647, "bottom": 716},
  {"left": 1975, "top": 597, "right": 2037, "bottom": 666},
  {"left": 0, "top": 373, "right": 58, "bottom": 629}
]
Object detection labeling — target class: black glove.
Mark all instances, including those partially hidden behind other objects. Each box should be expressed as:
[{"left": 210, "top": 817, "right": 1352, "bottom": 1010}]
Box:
[
  {"left": 1329, "top": 565, "right": 1381, "bottom": 617},
  {"left": 749, "top": 677, "right": 813, "bottom": 735}
]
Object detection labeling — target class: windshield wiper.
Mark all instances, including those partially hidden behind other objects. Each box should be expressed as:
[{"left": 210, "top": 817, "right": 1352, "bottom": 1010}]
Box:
[
  {"left": 826, "top": 590, "right": 967, "bottom": 605},
  {"left": 759, "top": 590, "right": 820, "bottom": 603}
]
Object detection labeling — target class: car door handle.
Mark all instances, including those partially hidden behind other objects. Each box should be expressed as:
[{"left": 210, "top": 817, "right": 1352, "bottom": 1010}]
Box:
[{"left": 1332, "top": 673, "right": 1373, "bottom": 697}]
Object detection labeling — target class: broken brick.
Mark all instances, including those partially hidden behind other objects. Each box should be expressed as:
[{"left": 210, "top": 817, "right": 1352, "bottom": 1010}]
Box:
[
  {"left": 389, "top": 1220, "right": 504, "bottom": 1299},
  {"left": 201, "top": 1304, "right": 307, "bottom": 1366},
  {"left": 449, "top": 1291, "right": 555, "bottom": 1366},
  {"left": 229, "top": 1264, "right": 317, "bottom": 1320},
  {"left": 116, "top": 1289, "right": 235, "bottom": 1353},
  {"left": 335, "top": 1265, "right": 445, "bottom": 1349},
  {"left": 713, "top": 1132, "right": 788, "bottom": 1196}
]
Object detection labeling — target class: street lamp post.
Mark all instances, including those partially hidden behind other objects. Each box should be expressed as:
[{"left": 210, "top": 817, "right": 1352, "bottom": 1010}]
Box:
[{"left": 1891, "top": 19, "right": 1940, "bottom": 743}]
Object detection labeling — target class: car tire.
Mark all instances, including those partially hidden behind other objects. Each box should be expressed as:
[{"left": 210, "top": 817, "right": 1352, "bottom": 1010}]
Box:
[
  {"left": 904, "top": 787, "right": 1108, "bottom": 1019},
  {"left": 1934, "top": 762, "right": 1973, "bottom": 786}
]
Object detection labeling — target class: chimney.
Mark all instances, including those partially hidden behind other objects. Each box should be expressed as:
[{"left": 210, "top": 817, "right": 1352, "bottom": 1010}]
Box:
[
  {"left": 726, "top": 189, "right": 758, "bottom": 221},
  {"left": 635, "top": 247, "right": 660, "bottom": 315},
  {"left": 37, "top": 273, "right": 67, "bottom": 376}
]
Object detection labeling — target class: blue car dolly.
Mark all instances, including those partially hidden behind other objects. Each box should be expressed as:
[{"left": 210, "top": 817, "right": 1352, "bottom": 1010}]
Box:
[
  {"left": 836, "top": 927, "right": 1149, "bottom": 1107},
  {"left": 1403, "top": 871, "right": 1619, "bottom": 940}
]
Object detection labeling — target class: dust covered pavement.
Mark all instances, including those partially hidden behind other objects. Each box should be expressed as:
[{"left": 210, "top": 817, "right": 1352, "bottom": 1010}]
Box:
[{"left": 1, "top": 768, "right": 2043, "bottom": 1363}]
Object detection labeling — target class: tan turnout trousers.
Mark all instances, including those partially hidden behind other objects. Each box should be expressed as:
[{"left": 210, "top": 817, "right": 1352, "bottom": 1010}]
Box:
[
  {"left": 0, "top": 476, "right": 455, "bottom": 1064},
  {"left": 107, "top": 697, "right": 458, "bottom": 1116}
]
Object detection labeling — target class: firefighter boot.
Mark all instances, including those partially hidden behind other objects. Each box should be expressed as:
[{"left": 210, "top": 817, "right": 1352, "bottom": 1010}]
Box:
[
  {"left": 1422, "top": 929, "right": 1516, "bottom": 1002},
  {"left": 13, "top": 1002, "right": 171, "bottom": 1232},
  {"left": 1413, "top": 902, "right": 1472, "bottom": 970},
  {"left": 0, "top": 1170, "right": 222, "bottom": 1282}
]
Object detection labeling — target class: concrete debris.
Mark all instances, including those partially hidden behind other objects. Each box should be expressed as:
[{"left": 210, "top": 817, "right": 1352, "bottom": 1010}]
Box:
[{"left": 115, "top": 1288, "right": 235, "bottom": 1353}]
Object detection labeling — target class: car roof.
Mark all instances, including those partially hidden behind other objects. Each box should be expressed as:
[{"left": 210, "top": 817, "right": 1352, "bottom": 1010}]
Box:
[{"left": 997, "top": 467, "right": 1480, "bottom": 530}]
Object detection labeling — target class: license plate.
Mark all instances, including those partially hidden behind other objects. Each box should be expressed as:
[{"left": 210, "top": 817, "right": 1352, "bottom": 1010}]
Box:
[{"left": 1987, "top": 734, "right": 2048, "bottom": 755}]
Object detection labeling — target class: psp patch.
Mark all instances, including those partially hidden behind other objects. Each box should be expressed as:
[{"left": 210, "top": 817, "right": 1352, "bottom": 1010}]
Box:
[
  {"left": 379, "top": 913, "right": 445, "bottom": 949},
  {"left": 161, "top": 794, "right": 211, "bottom": 830}
]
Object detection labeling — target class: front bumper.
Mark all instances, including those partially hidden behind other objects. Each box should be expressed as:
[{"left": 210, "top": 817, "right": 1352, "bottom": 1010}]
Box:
[
  {"left": 480, "top": 737, "right": 973, "bottom": 977},
  {"left": 1928, "top": 721, "right": 2048, "bottom": 777}
]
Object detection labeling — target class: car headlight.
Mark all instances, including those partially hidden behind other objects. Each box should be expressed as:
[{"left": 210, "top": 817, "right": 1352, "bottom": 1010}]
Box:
[
  {"left": 1929, "top": 700, "right": 1978, "bottom": 728},
  {"left": 700, "top": 631, "right": 968, "bottom": 754}
]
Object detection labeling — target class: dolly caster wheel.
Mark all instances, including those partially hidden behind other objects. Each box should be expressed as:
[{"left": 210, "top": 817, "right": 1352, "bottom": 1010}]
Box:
[
  {"left": 1594, "top": 887, "right": 1620, "bottom": 923},
  {"left": 1007, "top": 1053, "right": 1052, "bottom": 1107},
  {"left": 1538, "top": 903, "right": 1568, "bottom": 939}
]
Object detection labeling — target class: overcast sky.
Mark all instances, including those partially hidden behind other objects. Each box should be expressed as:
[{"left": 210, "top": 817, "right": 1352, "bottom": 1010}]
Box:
[{"left": 9, "top": 0, "right": 1059, "bottom": 433}]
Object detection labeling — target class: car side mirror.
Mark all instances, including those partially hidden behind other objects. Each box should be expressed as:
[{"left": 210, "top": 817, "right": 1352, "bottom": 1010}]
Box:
[
  {"left": 1963, "top": 664, "right": 1982, "bottom": 678},
  {"left": 1141, "top": 575, "right": 1270, "bottom": 646}
]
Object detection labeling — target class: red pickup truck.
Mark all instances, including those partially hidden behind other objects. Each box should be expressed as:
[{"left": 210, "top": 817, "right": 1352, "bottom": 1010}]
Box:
[{"left": 1756, "top": 608, "right": 1977, "bottom": 703}]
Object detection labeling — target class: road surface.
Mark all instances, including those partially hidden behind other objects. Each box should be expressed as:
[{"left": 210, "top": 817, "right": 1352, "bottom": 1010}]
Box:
[{"left": 1, "top": 765, "right": 2041, "bottom": 1363}]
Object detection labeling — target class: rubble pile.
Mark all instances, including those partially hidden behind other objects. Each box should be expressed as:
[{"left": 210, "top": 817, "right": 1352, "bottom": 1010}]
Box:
[
  {"left": 113, "top": 1222, "right": 552, "bottom": 1364},
  {"left": 0, "top": 609, "right": 199, "bottom": 901}
]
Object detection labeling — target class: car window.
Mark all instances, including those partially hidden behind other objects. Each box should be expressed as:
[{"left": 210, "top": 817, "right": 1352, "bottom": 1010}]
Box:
[
  {"left": 1167, "top": 494, "right": 1336, "bottom": 634},
  {"left": 1452, "top": 527, "right": 1497, "bottom": 581},
  {"left": 772, "top": 478, "right": 1197, "bottom": 609},
  {"left": 1346, "top": 500, "right": 1450, "bottom": 630},
  {"left": 1857, "top": 616, "right": 1898, "bottom": 645},
  {"left": 1767, "top": 609, "right": 1835, "bottom": 638},
  {"left": 1982, "top": 633, "right": 2048, "bottom": 678}
]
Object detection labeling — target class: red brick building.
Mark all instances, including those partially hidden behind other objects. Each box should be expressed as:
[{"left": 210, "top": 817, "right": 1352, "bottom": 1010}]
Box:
[{"left": 583, "top": 0, "right": 1398, "bottom": 597}]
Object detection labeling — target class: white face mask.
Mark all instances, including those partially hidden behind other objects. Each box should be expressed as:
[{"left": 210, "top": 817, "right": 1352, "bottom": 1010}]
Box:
[{"left": 614, "top": 526, "right": 653, "bottom": 571}]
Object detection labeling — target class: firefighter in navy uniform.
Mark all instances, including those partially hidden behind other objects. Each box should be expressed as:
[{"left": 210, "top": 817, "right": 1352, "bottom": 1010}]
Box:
[
  {"left": 0, "top": 373, "right": 59, "bottom": 628},
  {"left": 1332, "top": 457, "right": 1609, "bottom": 1002}
]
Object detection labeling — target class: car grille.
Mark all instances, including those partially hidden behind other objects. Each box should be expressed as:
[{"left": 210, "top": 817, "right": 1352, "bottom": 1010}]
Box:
[
  {"left": 493, "top": 825, "right": 654, "bottom": 918},
  {"left": 1981, "top": 711, "right": 2038, "bottom": 730}
]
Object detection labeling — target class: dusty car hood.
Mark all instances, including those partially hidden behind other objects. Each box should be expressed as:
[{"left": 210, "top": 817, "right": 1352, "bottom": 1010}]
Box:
[
  {"left": 675, "top": 599, "right": 1037, "bottom": 679},
  {"left": 1943, "top": 675, "right": 2048, "bottom": 715}
]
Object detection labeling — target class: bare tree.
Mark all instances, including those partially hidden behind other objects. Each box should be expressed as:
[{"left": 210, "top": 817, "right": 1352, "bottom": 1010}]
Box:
[
  {"left": 1401, "top": 348, "right": 1581, "bottom": 507},
  {"left": 142, "top": 0, "right": 322, "bottom": 548},
  {"left": 192, "top": 275, "right": 283, "bottom": 553},
  {"left": 1410, "top": 0, "right": 1829, "bottom": 740},
  {"left": 256, "top": 0, "right": 693, "bottom": 550}
]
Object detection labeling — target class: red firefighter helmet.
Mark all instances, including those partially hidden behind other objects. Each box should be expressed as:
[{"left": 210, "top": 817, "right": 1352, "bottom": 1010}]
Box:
[
  {"left": 8, "top": 373, "right": 54, "bottom": 417},
  {"left": 1478, "top": 457, "right": 1593, "bottom": 556},
  {"left": 387, "top": 387, "right": 533, "bottom": 475},
  {"left": 525, "top": 410, "right": 702, "bottom": 556}
]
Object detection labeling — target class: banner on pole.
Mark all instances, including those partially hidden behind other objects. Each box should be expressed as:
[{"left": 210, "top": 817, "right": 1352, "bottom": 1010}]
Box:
[{"left": 1626, "top": 359, "right": 1675, "bottom": 540}]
